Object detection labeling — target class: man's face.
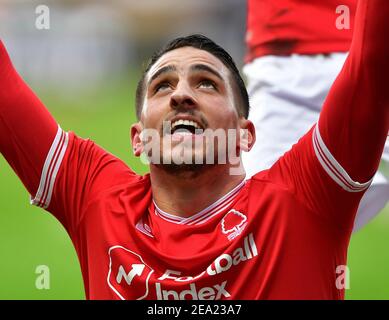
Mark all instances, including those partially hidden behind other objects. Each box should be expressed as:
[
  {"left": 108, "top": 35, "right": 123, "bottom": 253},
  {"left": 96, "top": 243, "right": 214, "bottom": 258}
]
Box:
[{"left": 133, "top": 46, "right": 248, "bottom": 174}]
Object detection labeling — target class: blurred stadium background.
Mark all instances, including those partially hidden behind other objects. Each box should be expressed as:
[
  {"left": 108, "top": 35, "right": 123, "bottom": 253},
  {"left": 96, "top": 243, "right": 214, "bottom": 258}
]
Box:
[{"left": 0, "top": 0, "right": 388, "bottom": 300}]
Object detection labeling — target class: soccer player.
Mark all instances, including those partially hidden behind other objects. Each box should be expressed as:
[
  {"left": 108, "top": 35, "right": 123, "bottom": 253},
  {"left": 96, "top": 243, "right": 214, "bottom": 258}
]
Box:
[
  {"left": 0, "top": 0, "right": 388, "bottom": 299},
  {"left": 243, "top": 0, "right": 389, "bottom": 231}
]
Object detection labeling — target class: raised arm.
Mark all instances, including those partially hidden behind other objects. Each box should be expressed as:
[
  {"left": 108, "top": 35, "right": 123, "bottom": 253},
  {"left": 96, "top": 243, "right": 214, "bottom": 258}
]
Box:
[
  {"left": 267, "top": 0, "right": 389, "bottom": 229},
  {"left": 0, "top": 40, "right": 137, "bottom": 234},
  {"left": 0, "top": 41, "right": 60, "bottom": 198},
  {"left": 317, "top": 0, "right": 389, "bottom": 185}
]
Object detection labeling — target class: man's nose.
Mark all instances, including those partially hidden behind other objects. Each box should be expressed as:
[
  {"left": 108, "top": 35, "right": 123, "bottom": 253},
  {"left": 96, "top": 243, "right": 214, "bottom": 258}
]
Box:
[{"left": 170, "top": 82, "right": 196, "bottom": 110}]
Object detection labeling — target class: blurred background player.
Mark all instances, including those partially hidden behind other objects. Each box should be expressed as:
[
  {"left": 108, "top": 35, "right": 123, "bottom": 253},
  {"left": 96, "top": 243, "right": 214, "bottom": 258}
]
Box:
[{"left": 242, "top": 0, "right": 389, "bottom": 231}]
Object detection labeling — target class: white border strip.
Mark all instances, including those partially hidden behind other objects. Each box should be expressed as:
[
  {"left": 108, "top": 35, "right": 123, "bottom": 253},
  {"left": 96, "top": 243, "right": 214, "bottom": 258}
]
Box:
[
  {"left": 30, "top": 125, "right": 69, "bottom": 208},
  {"left": 154, "top": 179, "right": 245, "bottom": 225},
  {"left": 312, "top": 124, "right": 372, "bottom": 192},
  {"left": 185, "top": 180, "right": 245, "bottom": 225}
]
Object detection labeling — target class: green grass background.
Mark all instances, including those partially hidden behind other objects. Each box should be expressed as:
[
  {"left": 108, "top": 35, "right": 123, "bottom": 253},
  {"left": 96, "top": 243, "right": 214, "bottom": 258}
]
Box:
[{"left": 0, "top": 77, "right": 388, "bottom": 299}]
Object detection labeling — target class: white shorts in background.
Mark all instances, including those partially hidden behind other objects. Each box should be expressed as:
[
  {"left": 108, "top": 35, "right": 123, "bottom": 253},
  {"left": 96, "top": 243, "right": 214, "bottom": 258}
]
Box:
[{"left": 243, "top": 54, "right": 389, "bottom": 232}]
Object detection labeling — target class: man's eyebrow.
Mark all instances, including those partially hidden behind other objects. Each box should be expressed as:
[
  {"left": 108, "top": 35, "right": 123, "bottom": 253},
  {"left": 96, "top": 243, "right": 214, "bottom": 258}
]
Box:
[
  {"left": 148, "top": 65, "right": 177, "bottom": 86},
  {"left": 190, "top": 64, "right": 224, "bottom": 81}
]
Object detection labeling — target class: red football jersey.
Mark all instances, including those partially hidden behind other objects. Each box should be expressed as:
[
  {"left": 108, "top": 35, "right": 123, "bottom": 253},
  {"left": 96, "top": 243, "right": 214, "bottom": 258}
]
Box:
[
  {"left": 246, "top": 0, "right": 357, "bottom": 61},
  {"left": 30, "top": 126, "right": 365, "bottom": 299},
  {"left": 1, "top": 0, "right": 388, "bottom": 299}
]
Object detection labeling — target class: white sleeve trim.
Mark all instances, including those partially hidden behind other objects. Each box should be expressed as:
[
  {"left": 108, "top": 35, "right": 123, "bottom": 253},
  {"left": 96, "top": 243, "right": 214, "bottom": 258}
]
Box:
[
  {"left": 312, "top": 124, "right": 372, "bottom": 193},
  {"left": 30, "top": 125, "right": 69, "bottom": 208}
]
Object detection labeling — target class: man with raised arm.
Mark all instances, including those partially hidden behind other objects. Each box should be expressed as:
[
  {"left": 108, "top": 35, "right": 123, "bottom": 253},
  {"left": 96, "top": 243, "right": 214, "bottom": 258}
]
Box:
[
  {"left": 243, "top": 0, "right": 389, "bottom": 231},
  {"left": 0, "top": 0, "right": 388, "bottom": 299}
]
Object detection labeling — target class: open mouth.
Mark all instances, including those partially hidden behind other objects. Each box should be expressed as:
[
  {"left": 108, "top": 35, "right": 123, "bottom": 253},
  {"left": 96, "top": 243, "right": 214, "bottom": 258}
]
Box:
[{"left": 171, "top": 119, "right": 204, "bottom": 135}]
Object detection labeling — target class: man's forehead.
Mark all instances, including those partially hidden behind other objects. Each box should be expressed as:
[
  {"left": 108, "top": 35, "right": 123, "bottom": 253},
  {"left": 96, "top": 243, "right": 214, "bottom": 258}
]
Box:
[{"left": 147, "top": 47, "right": 227, "bottom": 81}]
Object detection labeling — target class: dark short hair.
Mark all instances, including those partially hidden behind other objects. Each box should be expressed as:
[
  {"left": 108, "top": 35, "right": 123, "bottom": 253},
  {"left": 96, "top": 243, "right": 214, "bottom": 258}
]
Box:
[{"left": 135, "top": 34, "right": 250, "bottom": 119}]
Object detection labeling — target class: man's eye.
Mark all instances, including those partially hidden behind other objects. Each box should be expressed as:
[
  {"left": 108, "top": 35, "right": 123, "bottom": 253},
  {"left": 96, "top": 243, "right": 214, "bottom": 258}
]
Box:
[
  {"left": 198, "top": 80, "right": 216, "bottom": 89},
  {"left": 155, "top": 82, "right": 171, "bottom": 93}
]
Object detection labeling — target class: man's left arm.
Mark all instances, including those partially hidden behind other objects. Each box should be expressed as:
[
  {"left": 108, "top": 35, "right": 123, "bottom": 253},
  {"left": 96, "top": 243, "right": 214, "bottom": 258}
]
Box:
[
  {"left": 317, "top": 0, "right": 389, "bottom": 187},
  {"left": 270, "top": 0, "right": 389, "bottom": 229}
]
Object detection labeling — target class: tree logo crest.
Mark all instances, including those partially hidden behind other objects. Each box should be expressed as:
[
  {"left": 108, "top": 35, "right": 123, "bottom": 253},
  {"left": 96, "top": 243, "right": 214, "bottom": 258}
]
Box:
[{"left": 221, "top": 210, "right": 248, "bottom": 241}]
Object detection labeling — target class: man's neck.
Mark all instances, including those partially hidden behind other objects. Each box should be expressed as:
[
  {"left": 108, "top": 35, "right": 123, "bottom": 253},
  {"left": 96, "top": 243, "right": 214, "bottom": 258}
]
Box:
[{"left": 150, "top": 164, "right": 246, "bottom": 218}]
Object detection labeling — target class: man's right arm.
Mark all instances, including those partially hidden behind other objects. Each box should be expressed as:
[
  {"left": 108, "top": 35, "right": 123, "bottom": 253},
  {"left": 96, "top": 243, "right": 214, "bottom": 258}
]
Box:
[
  {"left": 0, "top": 40, "right": 60, "bottom": 198},
  {"left": 0, "top": 40, "right": 139, "bottom": 234}
]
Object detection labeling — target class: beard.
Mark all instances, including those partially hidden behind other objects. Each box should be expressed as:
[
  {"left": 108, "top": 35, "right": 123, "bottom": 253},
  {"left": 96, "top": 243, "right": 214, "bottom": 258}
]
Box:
[
  {"left": 142, "top": 122, "right": 241, "bottom": 177},
  {"left": 156, "top": 139, "right": 219, "bottom": 178},
  {"left": 154, "top": 162, "right": 217, "bottom": 178}
]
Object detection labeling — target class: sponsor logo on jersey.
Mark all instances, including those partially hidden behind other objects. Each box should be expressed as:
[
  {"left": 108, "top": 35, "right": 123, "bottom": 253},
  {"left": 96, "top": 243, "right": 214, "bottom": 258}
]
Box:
[
  {"left": 221, "top": 209, "right": 248, "bottom": 241},
  {"left": 107, "top": 246, "right": 154, "bottom": 300},
  {"left": 107, "top": 233, "right": 258, "bottom": 300},
  {"left": 159, "top": 233, "right": 257, "bottom": 280},
  {"left": 155, "top": 281, "right": 230, "bottom": 300}
]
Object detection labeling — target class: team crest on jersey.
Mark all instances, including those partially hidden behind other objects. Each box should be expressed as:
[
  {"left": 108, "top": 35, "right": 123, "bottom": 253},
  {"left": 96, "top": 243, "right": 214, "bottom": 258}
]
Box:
[
  {"left": 107, "top": 246, "right": 154, "bottom": 300},
  {"left": 221, "top": 209, "right": 248, "bottom": 241}
]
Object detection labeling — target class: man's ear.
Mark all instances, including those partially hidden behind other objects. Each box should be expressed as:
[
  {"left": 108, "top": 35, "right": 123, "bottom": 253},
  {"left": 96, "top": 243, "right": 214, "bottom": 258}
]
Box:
[
  {"left": 130, "top": 122, "right": 144, "bottom": 157},
  {"left": 239, "top": 119, "right": 256, "bottom": 152}
]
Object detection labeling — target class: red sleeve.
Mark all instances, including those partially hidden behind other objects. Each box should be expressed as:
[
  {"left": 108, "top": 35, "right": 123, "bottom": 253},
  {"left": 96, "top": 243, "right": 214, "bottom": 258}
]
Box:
[
  {"left": 265, "top": 0, "right": 389, "bottom": 230},
  {"left": 318, "top": 0, "right": 389, "bottom": 183},
  {"left": 45, "top": 133, "right": 139, "bottom": 236},
  {"left": 0, "top": 40, "right": 139, "bottom": 235},
  {"left": 0, "top": 40, "right": 58, "bottom": 197}
]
